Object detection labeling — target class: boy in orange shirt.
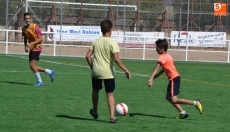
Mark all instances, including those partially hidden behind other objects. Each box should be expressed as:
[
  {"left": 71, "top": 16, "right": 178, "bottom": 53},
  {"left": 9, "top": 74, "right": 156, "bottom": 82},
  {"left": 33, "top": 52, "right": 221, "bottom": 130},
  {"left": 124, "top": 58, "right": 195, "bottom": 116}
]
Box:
[
  {"left": 147, "top": 39, "right": 202, "bottom": 119},
  {"left": 22, "top": 13, "right": 54, "bottom": 86}
]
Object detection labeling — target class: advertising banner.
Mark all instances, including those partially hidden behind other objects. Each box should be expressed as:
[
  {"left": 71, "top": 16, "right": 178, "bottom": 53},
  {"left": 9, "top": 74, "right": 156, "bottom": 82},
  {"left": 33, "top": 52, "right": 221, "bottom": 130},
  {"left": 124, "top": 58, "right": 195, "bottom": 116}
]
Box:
[
  {"left": 111, "top": 31, "right": 164, "bottom": 48},
  {"left": 170, "top": 31, "right": 226, "bottom": 47},
  {"left": 47, "top": 25, "right": 165, "bottom": 47},
  {"left": 47, "top": 25, "right": 101, "bottom": 41}
]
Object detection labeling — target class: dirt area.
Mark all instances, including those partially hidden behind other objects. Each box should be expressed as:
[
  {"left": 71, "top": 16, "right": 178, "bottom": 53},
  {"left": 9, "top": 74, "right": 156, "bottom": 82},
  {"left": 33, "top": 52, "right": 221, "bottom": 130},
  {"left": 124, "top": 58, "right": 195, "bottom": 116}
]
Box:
[{"left": 1, "top": 44, "right": 230, "bottom": 63}]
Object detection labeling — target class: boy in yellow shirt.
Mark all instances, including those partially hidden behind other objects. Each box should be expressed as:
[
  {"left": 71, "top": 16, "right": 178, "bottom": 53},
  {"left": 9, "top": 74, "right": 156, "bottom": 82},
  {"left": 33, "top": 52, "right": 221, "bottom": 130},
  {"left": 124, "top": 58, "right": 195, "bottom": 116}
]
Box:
[{"left": 86, "top": 20, "right": 131, "bottom": 123}]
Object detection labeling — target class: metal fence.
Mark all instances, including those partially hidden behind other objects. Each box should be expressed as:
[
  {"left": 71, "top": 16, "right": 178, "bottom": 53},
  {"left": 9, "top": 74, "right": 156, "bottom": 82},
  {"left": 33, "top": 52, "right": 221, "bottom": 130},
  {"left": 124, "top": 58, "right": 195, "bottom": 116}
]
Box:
[
  {"left": 1, "top": 0, "right": 230, "bottom": 62},
  {"left": 1, "top": 29, "right": 230, "bottom": 63},
  {"left": 1, "top": 0, "right": 230, "bottom": 41}
]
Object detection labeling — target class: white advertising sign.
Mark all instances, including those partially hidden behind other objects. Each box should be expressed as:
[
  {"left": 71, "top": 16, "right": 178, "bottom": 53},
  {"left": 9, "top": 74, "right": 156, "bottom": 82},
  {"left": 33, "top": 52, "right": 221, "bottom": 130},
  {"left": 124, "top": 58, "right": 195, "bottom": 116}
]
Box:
[
  {"left": 111, "top": 31, "right": 164, "bottom": 48},
  {"left": 47, "top": 25, "right": 101, "bottom": 41},
  {"left": 170, "top": 31, "right": 226, "bottom": 47},
  {"left": 47, "top": 25, "right": 164, "bottom": 47}
]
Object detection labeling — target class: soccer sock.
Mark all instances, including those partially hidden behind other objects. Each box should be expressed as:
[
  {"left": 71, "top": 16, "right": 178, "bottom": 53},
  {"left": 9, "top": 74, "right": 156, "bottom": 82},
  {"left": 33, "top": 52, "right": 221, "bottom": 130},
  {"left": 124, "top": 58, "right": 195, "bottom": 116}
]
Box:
[
  {"left": 35, "top": 72, "right": 42, "bottom": 82},
  {"left": 45, "top": 69, "right": 52, "bottom": 74},
  {"left": 180, "top": 111, "right": 186, "bottom": 114},
  {"left": 193, "top": 100, "right": 197, "bottom": 105}
]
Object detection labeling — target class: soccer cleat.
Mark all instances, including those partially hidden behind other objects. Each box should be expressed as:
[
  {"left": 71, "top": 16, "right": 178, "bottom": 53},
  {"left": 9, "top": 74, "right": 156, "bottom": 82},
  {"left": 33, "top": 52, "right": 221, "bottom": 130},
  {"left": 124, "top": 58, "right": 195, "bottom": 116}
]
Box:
[
  {"left": 34, "top": 81, "right": 43, "bottom": 87},
  {"left": 196, "top": 99, "right": 203, "bottom": 115},
  {"left": 177, "top": 113, "right": 189, "bottom": 119},
  {"left": 90, "top": 109, "right": 98, "bottom": 119},
  {"left": 49, "top": 70, "right": 55, "bottom": 82},
  {"left": 109, "top": 118, "right": 118, "bottom": 124}
]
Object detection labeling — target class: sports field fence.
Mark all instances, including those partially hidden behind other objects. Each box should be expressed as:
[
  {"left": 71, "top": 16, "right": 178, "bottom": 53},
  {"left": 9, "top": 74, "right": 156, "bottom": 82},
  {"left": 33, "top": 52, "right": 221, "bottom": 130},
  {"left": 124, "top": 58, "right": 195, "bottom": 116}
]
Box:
[{"left": 0, "top": 0, "right": 230, "bottom": 62}]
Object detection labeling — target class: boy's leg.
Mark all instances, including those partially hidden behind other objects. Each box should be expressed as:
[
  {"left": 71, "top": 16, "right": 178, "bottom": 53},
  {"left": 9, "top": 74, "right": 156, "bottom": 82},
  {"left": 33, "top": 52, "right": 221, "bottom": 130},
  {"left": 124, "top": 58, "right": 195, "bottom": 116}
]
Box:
[
  {"left": 92, "top": 88, "right": 99, "bottom": 113},
  {"left": 29, "top": 51, "right": 42, "bottom": 85},
  {"left": 29, "top": 59, "right": 43, "bottom": 86},
  {"left": 167, "top": 76, "right": 203, "bottom": 114},
  {"left": 166, "top": 92, "right": 184, "bottom": 112},
  {"left": 29, "top": 51, "right": 40, "bottom": 72},
  {"left": 37, "top": 66, "right": 45, "bottom": 72},
  {"left": 166, "top": 92, "right": 189, "bottom": 119},
  {"left": 30, "top": 51, "right": 55, "bottom": 82},
  {"left": 90, "top": 88, "right": 99, "bottom": 119},
  {"left": 170, "top": 95, "right": 194, "bottom": 105},
  {"left": 167, "top": 91, "right": 203, "bottom": 115},
  {"left": 29, "top": 60, "right": 39, "bottom": 73},
  {"left": 37, "top": 66, "right": 55, "bottom": 82},
  {"left": 166, "top": 92, "right": 203, "bottom": 116},
  {"left": 167, "top": 78, "right": 203, "bottom": 114},
  {"left": 106, "top": 92, "right": 115, "bottom": 119},
  {"left": 104, "top": 78, "right": 117, "bottom": 123},
  {"left": 167, "top": 77, "right": 192, "bottom": 108},
  {"left": 90, "top": 77, "right": 102, "bottom": 119}
]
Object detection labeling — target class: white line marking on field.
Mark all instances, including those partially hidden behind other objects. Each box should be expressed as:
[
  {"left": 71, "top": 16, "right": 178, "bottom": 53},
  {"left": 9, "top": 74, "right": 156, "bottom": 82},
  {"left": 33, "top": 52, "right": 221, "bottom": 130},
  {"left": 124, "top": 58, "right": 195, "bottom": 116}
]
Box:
[
  {"left": 7, "top": 55, "right": 89, "bottom": 68},
  {"left": 0, "top": 70, "right": 128, "bottom": 77},
  {"left": 0, "top": 71, "right": 30, "bottom": 73},
  {"left": 4, "top": 55, "right": 230, "bottom": 87},
  {"left": 5, "top": 55, "right": 150, "bottom": 77},
  {"left": 0, "top": 70, "right": 85, "bottom": 74}
]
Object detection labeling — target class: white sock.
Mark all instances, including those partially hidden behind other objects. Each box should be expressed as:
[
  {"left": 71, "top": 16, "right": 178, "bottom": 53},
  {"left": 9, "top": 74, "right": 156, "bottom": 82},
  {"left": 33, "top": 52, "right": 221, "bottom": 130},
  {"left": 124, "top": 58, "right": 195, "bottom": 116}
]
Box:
[
  {"left": 35, "top": 72, "right": 42, "bottom": 82},
  {"left": 193, "top": 100, "right": 197, "bottom": 106},
  {"left": 45, "top": 69, "right": 51, "bottom": 74},
  {"left": 180, "top": 111, "right": 186, "bottom": 114}
]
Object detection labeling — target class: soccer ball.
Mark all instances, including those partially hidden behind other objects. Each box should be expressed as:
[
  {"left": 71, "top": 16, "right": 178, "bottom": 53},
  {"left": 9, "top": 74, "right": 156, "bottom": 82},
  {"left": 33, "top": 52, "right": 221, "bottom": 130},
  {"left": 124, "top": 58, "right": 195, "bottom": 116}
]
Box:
[{"left": 115, "top": 103, "right": 128, "bottom": 116}]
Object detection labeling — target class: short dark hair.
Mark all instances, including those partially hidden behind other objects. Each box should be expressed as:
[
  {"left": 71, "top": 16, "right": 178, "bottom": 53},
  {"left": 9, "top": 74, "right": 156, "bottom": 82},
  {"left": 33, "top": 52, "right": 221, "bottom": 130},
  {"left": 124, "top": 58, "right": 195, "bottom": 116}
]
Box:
[
  {"left": 100, "top": 20, "right": 113, "bottom": 35},
  {"left": 24, "top": 12, "right": 31, "bottom": 17},
  {"left": 155, "top": 39, "right": 168, "bottom": 52}
]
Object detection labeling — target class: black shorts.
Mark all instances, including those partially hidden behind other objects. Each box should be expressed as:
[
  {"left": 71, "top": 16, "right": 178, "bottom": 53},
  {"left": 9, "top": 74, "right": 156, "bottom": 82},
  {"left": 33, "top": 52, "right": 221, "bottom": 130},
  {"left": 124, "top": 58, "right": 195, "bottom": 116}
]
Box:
[
  {"left": 29, "top": 51, "right": 41, "bottom": 61},
  {"left": 92, "top": 77, "right": 115, "bottom": 93},
  {"left": 167, "top": 76, "right": 180, "bottom": 96}
]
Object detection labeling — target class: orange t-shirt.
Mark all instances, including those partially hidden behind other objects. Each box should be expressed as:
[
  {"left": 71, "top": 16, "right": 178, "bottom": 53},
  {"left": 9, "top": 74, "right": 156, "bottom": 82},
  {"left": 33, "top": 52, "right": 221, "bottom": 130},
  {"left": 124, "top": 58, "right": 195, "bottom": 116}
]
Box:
[{"left": 158, "top": 53, "right": 180, "bottom": 80}]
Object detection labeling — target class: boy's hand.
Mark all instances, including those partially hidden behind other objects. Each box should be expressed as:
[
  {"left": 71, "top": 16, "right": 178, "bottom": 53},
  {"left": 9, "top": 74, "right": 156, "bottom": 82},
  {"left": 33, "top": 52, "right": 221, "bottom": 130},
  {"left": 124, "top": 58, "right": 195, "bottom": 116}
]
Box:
[
  {"left": 125, "top": 70, "right": 131, "bottom": 79},
  {"left": 27, "top": 43, "right": 33, "bottom": 50},
  {"left": 147, "top": 79, "right": 153, "bottom": 87},
  {"left": 25, "top": 46, "right": 29, "bottom": 52}
]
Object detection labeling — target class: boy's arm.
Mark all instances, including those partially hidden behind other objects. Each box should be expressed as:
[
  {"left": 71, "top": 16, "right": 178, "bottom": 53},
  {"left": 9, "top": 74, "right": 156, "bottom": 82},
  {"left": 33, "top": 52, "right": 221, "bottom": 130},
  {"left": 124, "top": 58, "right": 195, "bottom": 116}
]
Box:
[
  {"left": 154, "top": 68, "right": 164, "bottom": 79},
  {"left": 147, "top": 63, "right": 161, "bottom": 87},
  {"left": 86, "top": 49, "right": 93, "bottom": 69},
  {"left": 24, "top": 36, "right": 29, "bottom": 52},
  {"left": 113, "top": 52, "right": 131, "bottom": 79}
]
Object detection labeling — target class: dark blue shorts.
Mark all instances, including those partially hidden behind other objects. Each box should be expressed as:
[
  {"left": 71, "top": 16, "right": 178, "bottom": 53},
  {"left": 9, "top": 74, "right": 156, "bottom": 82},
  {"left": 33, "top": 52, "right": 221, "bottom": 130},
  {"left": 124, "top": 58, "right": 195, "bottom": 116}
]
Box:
[
  {"left": 167, "top": 76, "right": 180, "bottom": 96},
  {"left": 92, "top": 77, "right": 115, "bottom": 93},
  {"left": 29, "top": 51, "right": 41, "bottom": 61}
]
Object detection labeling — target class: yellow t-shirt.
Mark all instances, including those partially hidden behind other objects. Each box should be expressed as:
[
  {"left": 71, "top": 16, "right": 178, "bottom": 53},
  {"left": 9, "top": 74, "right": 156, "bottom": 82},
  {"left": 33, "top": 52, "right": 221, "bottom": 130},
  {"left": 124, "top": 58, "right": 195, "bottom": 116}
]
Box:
[{"left": 90, "top": 36, "right": 120, "bottom": 79}]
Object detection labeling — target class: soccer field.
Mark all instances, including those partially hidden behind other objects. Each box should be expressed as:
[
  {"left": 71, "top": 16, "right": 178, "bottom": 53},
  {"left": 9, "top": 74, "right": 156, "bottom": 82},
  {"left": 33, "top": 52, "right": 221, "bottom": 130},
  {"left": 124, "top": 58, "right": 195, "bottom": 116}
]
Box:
[{"left": 0, "top": 54, "right": 229, "bottom": 132}]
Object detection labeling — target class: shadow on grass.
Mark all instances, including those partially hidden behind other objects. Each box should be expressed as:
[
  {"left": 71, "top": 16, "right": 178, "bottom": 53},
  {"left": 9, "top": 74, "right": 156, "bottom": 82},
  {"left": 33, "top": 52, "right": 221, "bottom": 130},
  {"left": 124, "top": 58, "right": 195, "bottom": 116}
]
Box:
[
  {"left": 129, "top": 113, "right": 167, "bottom": 118},
  {"left": 129, "top": 113, "right": 195, "bottom": 120},
  {"left": 56, "top": 115, "right": 108, "bottom": 123},
  {"left": 0, "top": 81, "right": 32, "bottom": 86}
]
